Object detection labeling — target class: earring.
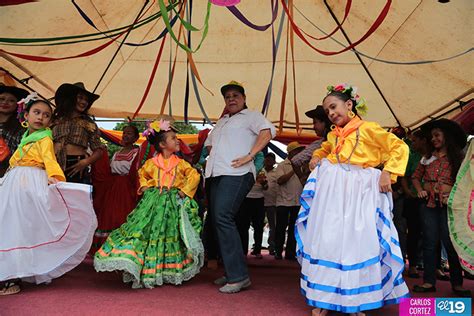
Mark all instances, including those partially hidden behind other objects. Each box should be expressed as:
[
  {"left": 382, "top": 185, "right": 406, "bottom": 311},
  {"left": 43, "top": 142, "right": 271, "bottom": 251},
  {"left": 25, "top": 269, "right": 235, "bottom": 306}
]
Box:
[
  {"left": 348, "top": 110, "right": 355, "bottom": 119},
  {"left": 21, "top": 121, "right": 29, "bottom": 128},
  {"left": 330, "top": 124, "right": 336, "bottom": 131}
]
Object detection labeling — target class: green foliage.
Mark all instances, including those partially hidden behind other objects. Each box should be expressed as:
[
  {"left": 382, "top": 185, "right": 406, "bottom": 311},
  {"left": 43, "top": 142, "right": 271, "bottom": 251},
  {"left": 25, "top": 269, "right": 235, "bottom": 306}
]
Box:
[{"left": 104, "top": 120, "right": 198, "bottom": 157}]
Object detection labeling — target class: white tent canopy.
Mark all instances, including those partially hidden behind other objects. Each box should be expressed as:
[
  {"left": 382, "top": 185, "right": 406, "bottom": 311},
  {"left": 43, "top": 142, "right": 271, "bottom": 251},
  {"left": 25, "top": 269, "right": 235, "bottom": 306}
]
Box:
[{"left": 1, "top": 0, "right": 472, "bottom": 131}]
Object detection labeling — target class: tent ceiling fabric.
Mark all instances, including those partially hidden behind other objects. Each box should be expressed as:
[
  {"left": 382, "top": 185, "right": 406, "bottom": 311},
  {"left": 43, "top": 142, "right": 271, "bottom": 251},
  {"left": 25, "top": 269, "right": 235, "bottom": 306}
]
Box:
[{"left": 0, "top": 0, "right": 472, "bottom": 130}]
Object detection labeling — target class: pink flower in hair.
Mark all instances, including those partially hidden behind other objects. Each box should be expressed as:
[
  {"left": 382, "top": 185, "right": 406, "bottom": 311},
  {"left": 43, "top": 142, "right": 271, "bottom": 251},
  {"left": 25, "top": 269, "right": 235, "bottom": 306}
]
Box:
[
  {"left": 158, "top": 119, "right": 171, "bottom": 132},
  {"left": 334, "top": 84, "right": 345, "bottom": 92}
]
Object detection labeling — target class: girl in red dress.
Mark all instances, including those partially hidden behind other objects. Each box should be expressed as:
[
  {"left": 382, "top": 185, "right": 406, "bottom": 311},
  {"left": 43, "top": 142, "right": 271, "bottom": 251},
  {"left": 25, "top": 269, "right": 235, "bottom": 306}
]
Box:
[{"left": 91, "top": 125, "right": 141, "bottom": 252}]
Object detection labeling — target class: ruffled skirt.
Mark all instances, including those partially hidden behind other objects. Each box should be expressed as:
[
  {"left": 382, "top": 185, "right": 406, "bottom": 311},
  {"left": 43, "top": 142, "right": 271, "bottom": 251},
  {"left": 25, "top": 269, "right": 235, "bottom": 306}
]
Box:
[
  {"left": 0, "top": 166, "right": 97, "bottom": 284},
  {"left": 94, "top": 188, "right": 204, "bottom": 288},
  {"left": 447, "top": 140, "right": 474, "bottom": 273},
  {"left": 295, "top": 160, "right": 409, "bottom": 313}
]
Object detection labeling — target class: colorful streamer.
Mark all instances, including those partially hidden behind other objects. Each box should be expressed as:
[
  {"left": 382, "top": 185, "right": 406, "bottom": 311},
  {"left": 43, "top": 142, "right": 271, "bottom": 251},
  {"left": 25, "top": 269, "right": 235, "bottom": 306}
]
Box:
[
  {"left": 132, "top": 35, "right": 168, "bottom": 119},
  {"left": 0, "top": 32, "right": 125, "bottom": 61},
  {"left": 158, "top": 0, "right": 211, "bottom": 53},
  {"left": 280, "top": 0, "right": 392, "bottom": 56},
  {"left": 227, "top": 0, "right": 278, "bottom": 32}
]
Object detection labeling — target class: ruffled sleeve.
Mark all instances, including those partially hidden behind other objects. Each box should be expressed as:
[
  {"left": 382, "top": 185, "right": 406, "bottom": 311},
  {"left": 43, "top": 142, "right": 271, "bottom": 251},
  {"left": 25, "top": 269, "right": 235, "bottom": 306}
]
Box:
[
  {"left": 312, "top": 137, "right": 333, "bottom": 160},
  {"left": 137, "top": 159, "right": 155, "bottom": 194},
  {"left": 366, "top": 122, "right": 409, "bottom": 183},
  {"left": 178, "top": 160, "right": 200, "bottom": 198},
  {"left": 39, "top": 137, "right": 66, "bottom": 181}
]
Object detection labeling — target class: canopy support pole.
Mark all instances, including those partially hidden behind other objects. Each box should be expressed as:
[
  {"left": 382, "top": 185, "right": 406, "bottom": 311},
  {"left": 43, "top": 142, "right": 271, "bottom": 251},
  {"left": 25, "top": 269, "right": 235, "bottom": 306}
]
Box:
[
  {"left": 323, "top": 0, "right": 402, "bottom": 127},
  {"left": 93, "top": 0, "right": 150, "bottom": 93},
  {"left": 0, "top": 66, "right": 53, "bottom": 106}
]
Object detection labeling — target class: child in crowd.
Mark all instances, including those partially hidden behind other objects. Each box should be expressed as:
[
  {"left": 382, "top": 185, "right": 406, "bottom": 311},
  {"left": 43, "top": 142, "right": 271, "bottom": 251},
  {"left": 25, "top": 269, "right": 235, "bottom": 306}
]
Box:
[
  {"left": 0, "top": 94, "right": 97, "bottom": 295},
  {"left": 94, "top": 117, "right": 204, "bottom": 288},
  {"left": 91, "top": 125, "right": 141, "bottom": 252},
  {"left": 298, "top": 84, "right": 410, "bottom": 315},
  {"left": 52, "top": 82, "right": 103, "bottom": 183},
  {"left": 412, "top": 119, "right": 471, "bottom": 297}
]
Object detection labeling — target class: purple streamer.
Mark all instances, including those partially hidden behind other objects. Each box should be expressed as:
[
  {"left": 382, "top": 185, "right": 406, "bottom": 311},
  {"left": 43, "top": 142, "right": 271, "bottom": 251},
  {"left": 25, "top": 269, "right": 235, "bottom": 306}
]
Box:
[{"left": 227, "top": 0, "right": 278, "bottom": 31}]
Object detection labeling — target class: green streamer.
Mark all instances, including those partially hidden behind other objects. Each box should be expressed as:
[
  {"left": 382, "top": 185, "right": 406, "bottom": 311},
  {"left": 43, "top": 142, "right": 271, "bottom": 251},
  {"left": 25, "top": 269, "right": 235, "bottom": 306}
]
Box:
[
  {"left": 0, "top": 3, "right": 176, "bottom": 46},
  {"left": 158, "top": 0, "right": 211, "bottom": 53}
]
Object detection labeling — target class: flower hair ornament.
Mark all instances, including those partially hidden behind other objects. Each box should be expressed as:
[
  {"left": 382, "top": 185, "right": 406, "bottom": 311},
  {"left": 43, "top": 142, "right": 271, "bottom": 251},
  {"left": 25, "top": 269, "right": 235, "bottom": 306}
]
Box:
[
  {"left": 17, "top": 92, "right": 40, "bottom": 126},
  {"left": 326, "top": 83, "right": 368, "bottom": 116},
  {"left": 142, "top": 119, "right": 172, "bottom": 137}
]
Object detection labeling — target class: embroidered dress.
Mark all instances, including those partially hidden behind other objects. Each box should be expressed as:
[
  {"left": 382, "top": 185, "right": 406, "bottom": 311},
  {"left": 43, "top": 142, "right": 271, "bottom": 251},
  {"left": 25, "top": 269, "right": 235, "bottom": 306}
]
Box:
[
  {"left": 91, "top": 148, "right": 140, "bottom": 252},
  {"left": 94, "top": 154, "right": 204, "bottom": 288},
  {"left": 296, "top": 118, "right": 410, "bottom": 313},
  {"left": 0, "top": 129, "right": 97, "bottom": 284},
  {"left": 448, "top": 139, "right": 474, "bottom": 273}
]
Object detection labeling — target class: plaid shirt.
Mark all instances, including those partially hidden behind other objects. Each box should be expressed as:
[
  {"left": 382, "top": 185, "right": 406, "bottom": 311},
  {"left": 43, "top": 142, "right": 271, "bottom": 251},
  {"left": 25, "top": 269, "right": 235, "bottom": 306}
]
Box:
[
  {"left": 0, "top": 122, "right": 25, "bottom": 154},
  {"left": 51, "top": 116, "right": 103, "bottom": 170},
  {"left": 0, "top": 122, "right": 25, "bottom": 176},
  {"left": 412, "top": 155, "right": 454, "bottom": 208}
]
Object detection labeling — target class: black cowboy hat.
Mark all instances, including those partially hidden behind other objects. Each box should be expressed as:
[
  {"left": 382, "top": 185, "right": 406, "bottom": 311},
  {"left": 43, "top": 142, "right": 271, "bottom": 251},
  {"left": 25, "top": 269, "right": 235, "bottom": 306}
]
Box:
[
  {"left": 305, "top": 105, "right": 331, "bottom": 126},
  {"left": 420, "top": 118, "right": 467, "bottom": 149},
  {"left": 220, "top": 80, "right": 245, "bottom": 96},
  {"left": 55, "top": 82, "right": 100, "bottom": 106},
  {"left": 0, "top": 84, "right": 29, "bottom": 101}
]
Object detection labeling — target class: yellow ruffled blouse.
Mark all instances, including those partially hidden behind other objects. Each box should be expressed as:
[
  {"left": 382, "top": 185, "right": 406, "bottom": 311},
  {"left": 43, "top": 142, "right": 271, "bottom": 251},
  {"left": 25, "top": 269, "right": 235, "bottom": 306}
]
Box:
[
  {"left": 138, "top": 157, "right": 200, "bottom": 198},
  {"left": 9, "top": 137, "right": 66, "bottom": 181},
  {"left": 312, "top": 121, "right": 409, "bottom": 183}
]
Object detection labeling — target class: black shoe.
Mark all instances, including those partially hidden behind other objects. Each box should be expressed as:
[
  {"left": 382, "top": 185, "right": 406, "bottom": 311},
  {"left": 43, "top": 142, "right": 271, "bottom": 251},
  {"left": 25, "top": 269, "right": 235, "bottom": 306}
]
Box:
[
  {"left": 274, "top": 253, "right": 282, "bottom": 260},
  {"left": 452, "top": 288, "right": 472, "bottom": 298},
  {"left": 413, "top": 285, "right": 436, "bottom": 293},
  {"left": 269, "top": 250, "right": 275, "bottom": 256},
  {"left": 436, "top": 273, "right": 450, "bottom": 281},
  {"left": 285, "top": 256, "right": 296, "bottom": 261}
]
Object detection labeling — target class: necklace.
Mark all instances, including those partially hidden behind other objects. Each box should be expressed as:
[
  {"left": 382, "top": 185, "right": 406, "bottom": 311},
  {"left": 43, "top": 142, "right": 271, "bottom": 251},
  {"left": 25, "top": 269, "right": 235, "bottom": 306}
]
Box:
[{"left": 335, "top": 129, "right": 360, "bottom": 171}]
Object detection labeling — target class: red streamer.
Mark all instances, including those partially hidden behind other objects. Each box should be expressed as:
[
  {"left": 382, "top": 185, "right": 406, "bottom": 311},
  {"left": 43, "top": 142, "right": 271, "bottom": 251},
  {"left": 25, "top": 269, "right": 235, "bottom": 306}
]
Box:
[
  {"left": 132, "top": 35, "right": 168, "bottom": 119},
  {"left": 281, "top": 0, "right": 392, "bottom": 56},
  {"left": 300, "top": 0, "right": 352, "bottom": 41},
  {"left": 0, "top": 32, "right": 125, "bottom": 62}
]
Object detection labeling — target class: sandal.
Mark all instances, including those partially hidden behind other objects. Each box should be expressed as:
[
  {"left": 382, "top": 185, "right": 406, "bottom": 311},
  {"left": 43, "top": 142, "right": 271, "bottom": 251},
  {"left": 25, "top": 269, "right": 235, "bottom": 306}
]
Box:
[{"left": 0, "top": 280, "right": 21, "bottom": 296}]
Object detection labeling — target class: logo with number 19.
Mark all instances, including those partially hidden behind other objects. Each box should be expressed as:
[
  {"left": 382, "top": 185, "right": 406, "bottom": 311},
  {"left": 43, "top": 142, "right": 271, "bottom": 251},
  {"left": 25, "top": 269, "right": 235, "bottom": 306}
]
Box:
[{"left": 435, "top": 298, "right": 471, "bottom": 316}]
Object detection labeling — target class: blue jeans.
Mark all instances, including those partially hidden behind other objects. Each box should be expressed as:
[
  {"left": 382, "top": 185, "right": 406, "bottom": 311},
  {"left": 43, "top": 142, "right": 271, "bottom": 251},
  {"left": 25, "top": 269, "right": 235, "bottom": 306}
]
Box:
[
  {"left": 421, "top": 203, "right": 463, "bottom": 286},
  {"left": 208, "top": 173, "right": 255, "bottom": 283}
]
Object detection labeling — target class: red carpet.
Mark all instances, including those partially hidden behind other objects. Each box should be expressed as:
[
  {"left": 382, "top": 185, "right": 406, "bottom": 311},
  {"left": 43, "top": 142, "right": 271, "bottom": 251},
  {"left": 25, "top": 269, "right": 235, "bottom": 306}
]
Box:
[{"left": 1, "top": 252, "right": 472, "bottom": 315}]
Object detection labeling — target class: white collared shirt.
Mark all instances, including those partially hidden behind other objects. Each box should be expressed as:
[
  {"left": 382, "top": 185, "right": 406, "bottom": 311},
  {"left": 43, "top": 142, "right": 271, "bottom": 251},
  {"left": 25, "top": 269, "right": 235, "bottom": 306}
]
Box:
[{"left": 205, "top": 109, "right": 276, "bottom": 178}]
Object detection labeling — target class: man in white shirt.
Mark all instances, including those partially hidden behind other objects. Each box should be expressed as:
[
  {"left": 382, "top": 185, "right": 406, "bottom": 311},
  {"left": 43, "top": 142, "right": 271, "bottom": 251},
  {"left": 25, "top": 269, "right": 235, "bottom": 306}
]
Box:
[{"left": 274, "top": 142, "right": 304, "bottom": 260}]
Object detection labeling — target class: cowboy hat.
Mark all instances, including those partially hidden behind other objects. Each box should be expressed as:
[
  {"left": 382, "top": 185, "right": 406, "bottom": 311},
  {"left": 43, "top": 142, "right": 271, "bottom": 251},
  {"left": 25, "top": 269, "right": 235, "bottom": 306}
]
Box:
[
  {"left": 305, "top": 105, "right": 331, "bottom": 126},
  {"left": 0, "top": 84, "right": 29, "bottom": 101},
  {"left": 286, "top": 141, "right": 305, "bottom": 153},
  {"left": 55, "top": 82, "right": 100, "bottom": 106}
]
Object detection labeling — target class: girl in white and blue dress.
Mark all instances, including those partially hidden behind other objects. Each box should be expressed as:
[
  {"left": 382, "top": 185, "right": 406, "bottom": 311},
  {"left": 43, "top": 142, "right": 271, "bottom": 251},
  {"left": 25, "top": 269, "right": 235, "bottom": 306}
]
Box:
[{"left": 297, "top": 84, "right": 410, "bottom": 315}]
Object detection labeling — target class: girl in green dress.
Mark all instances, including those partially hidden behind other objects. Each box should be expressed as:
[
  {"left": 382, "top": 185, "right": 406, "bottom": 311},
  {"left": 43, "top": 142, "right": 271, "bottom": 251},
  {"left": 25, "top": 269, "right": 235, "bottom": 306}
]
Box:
[{"left": 94, "top": 118, "right": 203, "bottom": 288}]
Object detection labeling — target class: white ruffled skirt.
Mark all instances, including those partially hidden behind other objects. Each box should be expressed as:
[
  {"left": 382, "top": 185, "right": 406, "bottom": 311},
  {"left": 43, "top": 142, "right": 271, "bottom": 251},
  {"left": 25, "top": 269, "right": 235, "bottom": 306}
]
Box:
[
  {"left": 0, "top": 166, "right": 97, "bottom": 284},
  {"left": 296, "top": 160, "right": 409, "bottom": 313}
]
